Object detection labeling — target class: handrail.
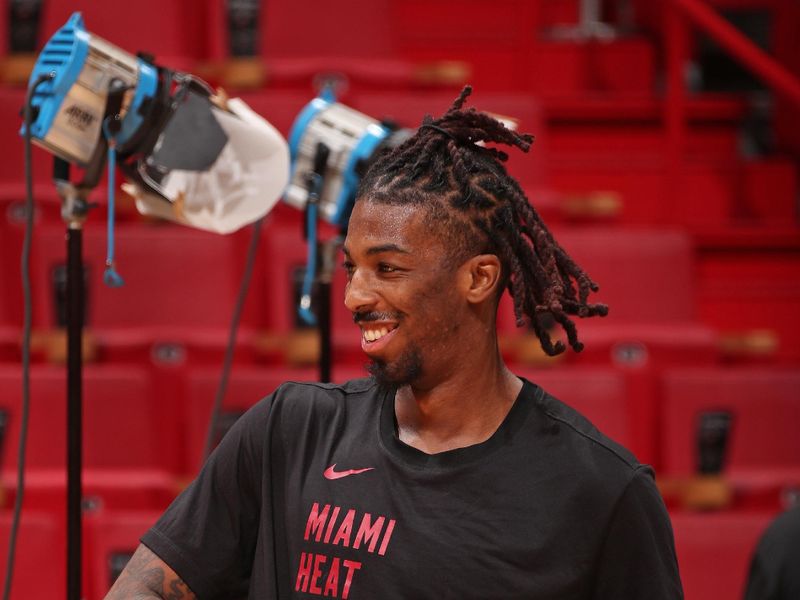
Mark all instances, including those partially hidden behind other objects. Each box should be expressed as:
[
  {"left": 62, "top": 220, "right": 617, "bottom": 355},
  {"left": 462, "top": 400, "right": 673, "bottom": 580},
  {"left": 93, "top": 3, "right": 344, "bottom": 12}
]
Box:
[{"left": 670, "top": 0, "right": 800, "bottom": 107}]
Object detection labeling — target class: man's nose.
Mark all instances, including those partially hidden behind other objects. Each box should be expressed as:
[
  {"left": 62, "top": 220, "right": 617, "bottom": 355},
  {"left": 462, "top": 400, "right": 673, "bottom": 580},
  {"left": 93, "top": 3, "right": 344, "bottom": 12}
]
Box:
[{"left": 344, "top": 270, "right": 378, "bottom": 313}]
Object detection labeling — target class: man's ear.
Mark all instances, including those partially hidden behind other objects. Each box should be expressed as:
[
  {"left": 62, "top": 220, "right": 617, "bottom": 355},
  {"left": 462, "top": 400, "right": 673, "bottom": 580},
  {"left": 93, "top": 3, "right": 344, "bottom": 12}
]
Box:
[{"left": 461, "top": 254, "right": 502, "bottom": 304}]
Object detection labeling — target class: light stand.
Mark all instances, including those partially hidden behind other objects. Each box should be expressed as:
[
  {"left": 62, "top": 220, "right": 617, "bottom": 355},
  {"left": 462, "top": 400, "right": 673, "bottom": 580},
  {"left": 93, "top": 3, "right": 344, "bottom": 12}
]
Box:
[
  {"left": 53, "top": 157, "right": 96, "bottom": 600},
  {"left": 300, "top": 143, "right": 339, "bottom": 383},
  {"left": 315, "top": 238, "right": 342, "bottom": 383}
]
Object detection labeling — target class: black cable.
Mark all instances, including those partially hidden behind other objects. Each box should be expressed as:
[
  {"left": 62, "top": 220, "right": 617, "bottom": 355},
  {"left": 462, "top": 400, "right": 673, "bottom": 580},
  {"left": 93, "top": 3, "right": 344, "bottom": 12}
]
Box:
[
  {"left": 201, "top": 216, "right": 264, "bottom": 463},
  {"left": 4, "top": 72, "right": 53, "bottom": 600}
]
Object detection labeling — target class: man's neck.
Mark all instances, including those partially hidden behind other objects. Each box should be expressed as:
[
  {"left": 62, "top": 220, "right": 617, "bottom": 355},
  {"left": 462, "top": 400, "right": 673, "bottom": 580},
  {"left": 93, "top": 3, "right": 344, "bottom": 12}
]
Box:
[{"left": 393, "top": 344, "right": 522, "bottom": 455}]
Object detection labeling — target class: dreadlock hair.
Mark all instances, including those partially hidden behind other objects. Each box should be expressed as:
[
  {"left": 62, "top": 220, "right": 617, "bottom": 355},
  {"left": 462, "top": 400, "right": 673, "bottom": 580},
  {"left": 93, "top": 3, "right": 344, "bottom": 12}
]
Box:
[{"left": 355, "top": 86, "right": 608, "bottom": 356}]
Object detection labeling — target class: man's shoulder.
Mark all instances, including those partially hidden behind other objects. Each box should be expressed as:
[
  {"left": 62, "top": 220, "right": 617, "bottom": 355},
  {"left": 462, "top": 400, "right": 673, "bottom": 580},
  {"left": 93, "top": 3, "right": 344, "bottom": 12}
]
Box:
[
  {"left": 524, "top": 379, "right": 643, "bottom": 476},
  {"left": 273, "top": 376, "right": 378, "bottom": 400},
  {"left": 268, "top": 376, "right": 381, "bottom": 417}
]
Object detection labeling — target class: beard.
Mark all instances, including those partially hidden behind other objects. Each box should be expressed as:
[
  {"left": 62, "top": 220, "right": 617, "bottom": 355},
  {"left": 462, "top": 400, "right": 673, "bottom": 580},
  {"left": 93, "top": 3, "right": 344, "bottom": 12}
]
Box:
[{"left": 366, "top": 343, "right": 424, "bottom": 388}]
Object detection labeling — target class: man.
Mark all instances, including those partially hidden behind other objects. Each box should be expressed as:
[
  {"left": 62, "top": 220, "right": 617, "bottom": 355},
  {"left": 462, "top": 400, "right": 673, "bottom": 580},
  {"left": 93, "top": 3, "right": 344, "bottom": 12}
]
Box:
[
  {"left": 744, "top": 504, "right": 800, "bottom": 600},
  {"left": 107, "top": 87, "right": 683, "bottom": 599}
]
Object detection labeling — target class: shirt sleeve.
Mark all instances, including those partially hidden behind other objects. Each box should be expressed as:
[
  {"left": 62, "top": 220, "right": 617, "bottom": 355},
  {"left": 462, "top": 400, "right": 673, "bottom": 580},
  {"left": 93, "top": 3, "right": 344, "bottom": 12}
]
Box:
[
  {"left": 591, "top": 466, "right": 684, "bottom": 600},
  {"left": 743, "top": 506, "right": 800, "bottom": 600},
  {"left": 141, "top": 394, "right": 272, "bottom": 599}
]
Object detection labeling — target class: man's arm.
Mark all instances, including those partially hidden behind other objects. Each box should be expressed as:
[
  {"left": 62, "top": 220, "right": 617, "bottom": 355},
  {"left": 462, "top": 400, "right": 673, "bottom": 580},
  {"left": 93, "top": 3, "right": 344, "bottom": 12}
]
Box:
[
  {"left": 104, "top": 544, "right": 196, "bottom": 600},
  {"left": 592, "top": 467, "right": 684, "bottom": 599}
]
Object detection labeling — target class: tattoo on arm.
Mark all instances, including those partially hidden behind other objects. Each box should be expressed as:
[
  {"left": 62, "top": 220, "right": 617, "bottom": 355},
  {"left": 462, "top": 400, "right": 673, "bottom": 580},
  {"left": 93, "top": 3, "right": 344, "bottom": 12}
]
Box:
[{"left": 104, "top": 544, "right": 196, "bottom": 600}]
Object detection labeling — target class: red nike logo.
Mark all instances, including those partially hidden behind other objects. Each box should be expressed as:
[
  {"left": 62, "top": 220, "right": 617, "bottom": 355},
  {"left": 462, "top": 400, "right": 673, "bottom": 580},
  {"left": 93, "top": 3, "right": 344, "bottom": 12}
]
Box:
[{"left": 323, "top": 464, "right": 375, "bottom": 480}]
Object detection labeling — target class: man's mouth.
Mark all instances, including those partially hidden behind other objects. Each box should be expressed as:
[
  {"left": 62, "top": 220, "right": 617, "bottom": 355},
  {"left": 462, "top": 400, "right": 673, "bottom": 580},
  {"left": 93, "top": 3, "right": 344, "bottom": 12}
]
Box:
[
  {"left": 362, "top": 324, "right": 395, "bottom": 342},
  {"left": 359, "top": 323, "right": 399, "bottom": 352}
]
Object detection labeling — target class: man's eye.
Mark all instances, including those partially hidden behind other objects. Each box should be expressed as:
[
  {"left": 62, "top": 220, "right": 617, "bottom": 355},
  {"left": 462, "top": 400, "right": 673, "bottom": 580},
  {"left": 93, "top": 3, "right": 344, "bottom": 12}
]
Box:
[{"left": 378, "top": 263, "right": 397, "bottom": 273}]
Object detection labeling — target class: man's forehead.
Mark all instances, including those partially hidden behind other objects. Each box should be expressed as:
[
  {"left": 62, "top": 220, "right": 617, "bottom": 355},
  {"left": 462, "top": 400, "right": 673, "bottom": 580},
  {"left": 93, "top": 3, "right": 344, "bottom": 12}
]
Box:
[
  {"left": 345, "top": 200, "right": 430, "bottom": 250},
  {"left": 351, "top": 198, "right": 423, "bottom": 224}
]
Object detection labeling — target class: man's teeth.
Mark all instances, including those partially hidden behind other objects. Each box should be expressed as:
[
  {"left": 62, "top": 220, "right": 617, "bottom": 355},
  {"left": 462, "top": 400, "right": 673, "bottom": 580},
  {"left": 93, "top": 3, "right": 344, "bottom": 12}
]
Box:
[{"left": 363, "top": 327, "right": 390, "bottom": 343}]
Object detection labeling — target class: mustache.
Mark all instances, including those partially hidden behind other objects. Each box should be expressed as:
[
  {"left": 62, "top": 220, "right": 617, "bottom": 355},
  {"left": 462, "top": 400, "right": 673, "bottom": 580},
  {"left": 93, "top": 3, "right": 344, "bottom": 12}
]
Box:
[{"left": 353, "top": 311, "right": 403, "bottom": 324}]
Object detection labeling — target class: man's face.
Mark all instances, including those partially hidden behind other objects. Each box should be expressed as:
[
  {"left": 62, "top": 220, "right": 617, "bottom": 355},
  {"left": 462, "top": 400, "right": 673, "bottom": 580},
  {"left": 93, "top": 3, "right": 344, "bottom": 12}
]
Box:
[{"left": 343, "top": 199, "right": 467, "bottom": 387}]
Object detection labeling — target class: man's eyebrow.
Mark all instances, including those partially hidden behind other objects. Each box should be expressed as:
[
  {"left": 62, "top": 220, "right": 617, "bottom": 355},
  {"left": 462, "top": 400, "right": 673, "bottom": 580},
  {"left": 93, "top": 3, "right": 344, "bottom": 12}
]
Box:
[
  {"left": 366, "top": 243, "right": 411, "bottom": 256},
  {"left": 342, "top": 243, "right": 411, "bottom": 257}
]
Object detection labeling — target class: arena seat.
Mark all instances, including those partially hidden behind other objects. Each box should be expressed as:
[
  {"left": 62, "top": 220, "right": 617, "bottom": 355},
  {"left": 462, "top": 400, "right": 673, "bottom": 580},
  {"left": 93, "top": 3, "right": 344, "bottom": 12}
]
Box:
[
  {"left": 29, "top": 223, "right": 263, "bottom": 332},
  {"left": 0, "top": 88, "right": 60, "bottom": 207},
  {"left": 495, "top": 227, "right": 695, "bottom": 335},
  {"left": 0, "top": 510, "right": 65, "bottom": 599},
  {"left": 0, "top": 211, "right": 18, "bottom": 328},
  {"left": 84, "top": 510, "right": 163, "bottom": 600},
  {"left": 660, "top": 368, "right": 800, "bottom": 506},
  {"left": 0, "top": 468, "right": 177, "bottom": 516},
  {"left": 670, "top": 510, "right": 776, "bottom": 600},
  {"left": 40, "top": 0, "right": 204, "bottom": 70},
  {"left": 261, "top": 0, "right": 394, "bottom": 61},
  {"left": 661, "top": 367, "right": 800, "bottom": 474},
  {"left": 502, "top": 227, "right": 719, "bottom": 370},
  {"left": 551, "top": 227, "right": 696, "bottom": 323},
  {"left": 391, "top": 0, "right": 537, "bottom": 90},
  {"left": 696, "top": 230, "right": 800, "bottom": 364},
  {"left": 0, "top": 364, "right": 173, "bottom": 473}
]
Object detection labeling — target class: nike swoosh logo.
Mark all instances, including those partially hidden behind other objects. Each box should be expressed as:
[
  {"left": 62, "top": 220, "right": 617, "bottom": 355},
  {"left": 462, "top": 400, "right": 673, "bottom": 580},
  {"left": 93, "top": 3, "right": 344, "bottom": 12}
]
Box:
[{"left": 324, "top": 464, "right": 375, "bottom": 480}]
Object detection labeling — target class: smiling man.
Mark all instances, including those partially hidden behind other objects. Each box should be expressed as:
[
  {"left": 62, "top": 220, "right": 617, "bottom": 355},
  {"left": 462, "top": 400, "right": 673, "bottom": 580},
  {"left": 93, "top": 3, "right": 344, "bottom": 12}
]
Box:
[{"left": 107, "top": 88, "right": 683, "bottom": 599}]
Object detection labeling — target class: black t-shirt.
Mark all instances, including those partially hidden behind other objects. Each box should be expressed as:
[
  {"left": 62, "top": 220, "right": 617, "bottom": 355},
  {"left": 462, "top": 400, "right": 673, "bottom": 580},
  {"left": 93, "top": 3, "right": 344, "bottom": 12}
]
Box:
[
  {"left": 744, "top": 506, "right": 800, "bottom": 600},
  {"left": 142, "top": 377, "right": 683, "bottom": 599}
]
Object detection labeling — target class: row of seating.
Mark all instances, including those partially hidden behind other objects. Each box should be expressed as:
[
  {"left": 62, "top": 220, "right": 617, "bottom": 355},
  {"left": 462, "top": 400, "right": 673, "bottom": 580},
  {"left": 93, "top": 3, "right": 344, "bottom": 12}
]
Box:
[
  {"left": 3, "top": 84, "right": 795, "bottom": 228},
  {"left": 0, "top": 364, "right": 796, "bottom": 485},
  {"left": 0, "top": 219, "right": 703, "bottom": 331},
  {"left": 4, "top": 213, "right": 797, "bottom": 362},
  {"left": 0, "top": 505, "right": 786, "bottom": 599},
  {"left": 7, "top": 0, "right": 798, "bottom": 99},
  {"left": 0, "top": 0, "right": 662, "bottom": 95}
]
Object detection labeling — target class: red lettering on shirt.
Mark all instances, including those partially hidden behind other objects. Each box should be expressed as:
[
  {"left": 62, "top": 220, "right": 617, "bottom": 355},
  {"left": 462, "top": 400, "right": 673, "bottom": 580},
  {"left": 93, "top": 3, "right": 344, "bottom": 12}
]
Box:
[
  {"left": 305, "top": 503, "right": 330, "bottom": 542},
  {"left": 341, "top": 559, "right": 362, "bottom": 599},
  {"left": 293, "top": 553, "right": 361, "bottom": 599},
  {"left": 352, "top": 513, "right": 385, "bottom": 553},
  {"left": 332, "top": 509, "right": 356, "bottom": 547},
  {"left": 323, "top": 557, "right": 340, "bottom": 597},
  {"left": 295, "top": 551, "right": 314, "bottom": 593},
  {"left": 298, "top": 501, "right": 397, "bottom": 597},
  {"left": 309, "top": 553, "right": 327, "bottom": 595},
  {"left": 323, "top": 506, "right": 341, "bottom": 544},
  {"left": 378, "top": 519, "right": 396, "bottom": 556}
]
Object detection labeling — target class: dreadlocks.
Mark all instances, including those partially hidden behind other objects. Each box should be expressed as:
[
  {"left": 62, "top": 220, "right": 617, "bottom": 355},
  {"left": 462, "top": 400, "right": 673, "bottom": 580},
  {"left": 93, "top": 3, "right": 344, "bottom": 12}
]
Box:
[{"left": 355, "top": 86, "right": 608, "bottom": 356}]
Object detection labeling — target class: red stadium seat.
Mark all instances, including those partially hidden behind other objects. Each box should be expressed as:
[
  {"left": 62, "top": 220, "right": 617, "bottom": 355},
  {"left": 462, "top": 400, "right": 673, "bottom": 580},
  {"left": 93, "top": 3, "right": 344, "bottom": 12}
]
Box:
[
  {"left": 1, "top": 468, "right": 177, "bottom": 515},
  {"left": 0, "top": 364, "right": 174, "bottom": 473},
  {"left": 661, "top": 368, "right": 800, "bottom": 506},
  {"left": 552, "top": 227, "right": 696, "bottom": 323},
  {"left": 40, "top": 0, "right": 205, "bottom": 70},
  {"left": 207, "top": 0, "right": 430, "bottom": 95},
  {"left": 84, "top": 510, "right": 164, "bottom": 600},
  {"left": 502, "top": 227, "right": 719, "bottom": 369},
  {"left": 0, "top": 510, "right": 65, "bottom": 600},
  {"left": 29, "top": 223, "right": 263, "bottom": 331},
  {"left": 207, "top": 0, "right": 395, "bottom": 62},
  {"left": 391, "top": 0, "right": 538, "bottom": 90},
  {"left": 0, "top": 87, "right": 61, "bottom": 208},
  {"left": 670, "top": 510, "right": 775, "bottom": 600},
  {"left": 696, "top": 231, "right": 800, "bottom": 364}
]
